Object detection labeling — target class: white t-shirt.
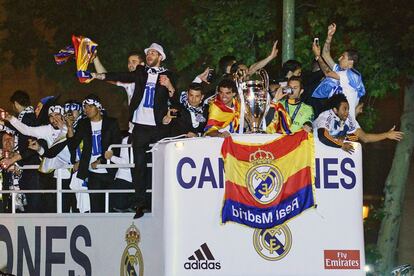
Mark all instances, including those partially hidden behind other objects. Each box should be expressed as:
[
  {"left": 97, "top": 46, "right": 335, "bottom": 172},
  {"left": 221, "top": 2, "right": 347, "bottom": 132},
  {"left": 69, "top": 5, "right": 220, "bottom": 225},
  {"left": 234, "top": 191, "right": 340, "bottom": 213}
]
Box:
[
  {"left": 89, "top": 120, "right": 107, "bottom": 174},
  {"left": 313, "top": 109, "right": 360, "bottom": 138},
  {"left": 337, "top": 70, "right": 358, "bottom": 120},
  {"left": 132, "top": 73, "right": 157, "bottom": 126}
]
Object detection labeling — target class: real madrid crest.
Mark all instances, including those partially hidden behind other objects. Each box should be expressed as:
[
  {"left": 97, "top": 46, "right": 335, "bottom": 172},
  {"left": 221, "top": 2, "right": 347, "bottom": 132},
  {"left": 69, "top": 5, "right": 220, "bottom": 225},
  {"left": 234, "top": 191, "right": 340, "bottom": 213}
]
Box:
[
  {"left": 246, "top": 148, "right": 283, "bottom": 204},
  {"left": 120, "top": 223, "right": 144, "bottom": 276},
  {"left": 253, "top": 224, "right": 292, "bottom": 261}
]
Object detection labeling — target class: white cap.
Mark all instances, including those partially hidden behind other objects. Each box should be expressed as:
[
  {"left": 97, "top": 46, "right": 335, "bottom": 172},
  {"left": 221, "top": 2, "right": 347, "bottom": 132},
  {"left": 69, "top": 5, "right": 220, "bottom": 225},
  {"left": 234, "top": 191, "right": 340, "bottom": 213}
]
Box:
[{"left": 144, "top": 43, "right": 166, "bottom": 61}]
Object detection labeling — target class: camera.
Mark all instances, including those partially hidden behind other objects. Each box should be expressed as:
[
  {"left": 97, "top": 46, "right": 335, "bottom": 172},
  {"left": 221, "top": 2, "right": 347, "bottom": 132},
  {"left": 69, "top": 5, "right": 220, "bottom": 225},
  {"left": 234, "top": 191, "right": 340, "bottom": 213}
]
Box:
[
  {"left": 313, "top": 37, "right": 319, "bottom": 46},
  {"left": 171, "top": 110, "right": 181, "bottom": 118},
  {"left": 282, "top": 87, "right": 294, "bottom": 94},
  {"left": 206, "top": 69, "right": 214, "bottom": 82}
]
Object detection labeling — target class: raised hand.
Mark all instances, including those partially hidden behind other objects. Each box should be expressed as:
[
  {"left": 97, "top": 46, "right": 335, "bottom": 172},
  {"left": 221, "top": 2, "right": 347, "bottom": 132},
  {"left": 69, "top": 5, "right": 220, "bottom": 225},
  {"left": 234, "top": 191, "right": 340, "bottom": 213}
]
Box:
[
  {"left": 272, "top": 87, "right": 287, "bottom": 103},
  {"left": 198, "top": 67, "right": 211, "bottom": 84},
  {"left": 269, "top": 40, "right": 279, "bottom": 59},
  {"left": 327, "top": 23, "right": 336, "bottom": 37},
  {"left": 312, "top": 41, "right": 321, "bottom": 57}
]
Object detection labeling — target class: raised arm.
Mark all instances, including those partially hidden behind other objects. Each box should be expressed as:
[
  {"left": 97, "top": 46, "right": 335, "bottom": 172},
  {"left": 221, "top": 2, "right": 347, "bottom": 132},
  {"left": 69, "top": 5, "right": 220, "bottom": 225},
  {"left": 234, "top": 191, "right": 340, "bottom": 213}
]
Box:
[
  {"left": 312, "top": 41, "right": 339, "bottom": 80},
  {"left": 93, "top": 54, "right": 108, "bottom": 73},
  {"left": 92, "top": 65, "right": 146, "bottom": 84},
  {"left": 248, "top": 41, "right": 278, "bottom": 76},
  {"left": 8, "top": 116, "right": 51, "bottom": 140},
  {"left": 321, "top": 23, "right": 336, "bottom": 69}
]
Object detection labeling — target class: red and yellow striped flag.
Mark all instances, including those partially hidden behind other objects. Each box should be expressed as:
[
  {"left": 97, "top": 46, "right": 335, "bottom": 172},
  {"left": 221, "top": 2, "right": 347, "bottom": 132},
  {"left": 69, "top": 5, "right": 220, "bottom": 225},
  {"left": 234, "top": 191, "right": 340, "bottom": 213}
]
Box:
[
  {"left": 72, "top": 35, "right": 98, "bottom": 83},
  {"left": 204, "top": 98, "right": 240, "bottom": 135},
  {"left": 221, "top": 130, "right": 316, "bottom": 229},
  {"left": 266, "top": 102, "right": 292, "bottom": 134}
]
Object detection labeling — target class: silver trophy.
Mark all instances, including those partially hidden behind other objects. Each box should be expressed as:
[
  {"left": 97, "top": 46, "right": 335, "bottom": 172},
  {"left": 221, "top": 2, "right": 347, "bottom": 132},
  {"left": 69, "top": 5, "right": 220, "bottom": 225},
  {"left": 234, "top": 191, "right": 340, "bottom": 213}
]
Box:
[{"left": 235, "top": 68, "right": 270, "bottom": 133}]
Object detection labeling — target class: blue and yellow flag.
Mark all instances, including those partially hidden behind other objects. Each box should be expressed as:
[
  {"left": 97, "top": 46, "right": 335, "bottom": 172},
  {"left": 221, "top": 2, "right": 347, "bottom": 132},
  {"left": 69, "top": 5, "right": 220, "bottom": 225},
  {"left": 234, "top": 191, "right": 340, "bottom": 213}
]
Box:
[{"left": 221, "top": 130, "right": 316, "bottom": 229}]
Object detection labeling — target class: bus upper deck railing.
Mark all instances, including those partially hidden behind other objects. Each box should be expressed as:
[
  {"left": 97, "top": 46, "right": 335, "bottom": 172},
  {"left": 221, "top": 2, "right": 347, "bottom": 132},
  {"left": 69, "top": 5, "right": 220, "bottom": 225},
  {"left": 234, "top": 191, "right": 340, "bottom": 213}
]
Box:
[{"left": 0, "top": 144, "right": 152, "bottom": 214}]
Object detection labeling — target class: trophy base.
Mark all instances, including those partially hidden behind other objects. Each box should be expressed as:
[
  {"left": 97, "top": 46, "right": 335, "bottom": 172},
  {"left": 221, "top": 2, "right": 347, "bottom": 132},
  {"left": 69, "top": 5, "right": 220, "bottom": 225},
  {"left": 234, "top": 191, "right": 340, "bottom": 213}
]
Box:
[{"left": 246, "top": 128, "right": 266, "bottom": 134}]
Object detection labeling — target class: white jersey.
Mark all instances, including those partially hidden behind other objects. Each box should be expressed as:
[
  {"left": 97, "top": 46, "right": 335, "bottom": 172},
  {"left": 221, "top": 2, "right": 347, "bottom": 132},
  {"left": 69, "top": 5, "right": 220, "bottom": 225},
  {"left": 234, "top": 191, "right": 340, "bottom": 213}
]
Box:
[
  {"left": 9, "top": 117, "right": 72, "bottom": 179},
  {"left": 337, "top": 70, "right": 358, "bottom": 120},
  {"left": 313, "top": 109, "right": 360, "bottom": 138},
  {"left": 132, "top": 72, "right": 157, "bottom": 126}
]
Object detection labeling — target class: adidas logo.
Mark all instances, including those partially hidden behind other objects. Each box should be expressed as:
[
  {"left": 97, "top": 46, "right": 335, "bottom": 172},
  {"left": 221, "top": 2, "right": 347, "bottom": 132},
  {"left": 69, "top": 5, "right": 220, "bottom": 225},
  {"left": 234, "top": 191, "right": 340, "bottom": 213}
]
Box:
[{"left": 184, "top": 243, "right": 221, "bottom": 270}]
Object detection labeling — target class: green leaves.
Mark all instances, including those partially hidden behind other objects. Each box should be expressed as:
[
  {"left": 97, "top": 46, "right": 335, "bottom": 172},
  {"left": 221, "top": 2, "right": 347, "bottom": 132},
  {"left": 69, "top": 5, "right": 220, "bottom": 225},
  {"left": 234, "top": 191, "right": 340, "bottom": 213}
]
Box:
[{"left": 0, "top": 0, "right": 412, "bottom": 94}]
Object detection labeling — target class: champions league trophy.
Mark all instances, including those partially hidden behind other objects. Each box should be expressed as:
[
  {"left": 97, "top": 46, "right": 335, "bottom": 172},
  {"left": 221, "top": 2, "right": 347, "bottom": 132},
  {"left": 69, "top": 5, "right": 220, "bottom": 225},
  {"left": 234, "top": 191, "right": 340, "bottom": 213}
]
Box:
[{"left": 235, "top": 68, "right": 270, "bottom": 133}]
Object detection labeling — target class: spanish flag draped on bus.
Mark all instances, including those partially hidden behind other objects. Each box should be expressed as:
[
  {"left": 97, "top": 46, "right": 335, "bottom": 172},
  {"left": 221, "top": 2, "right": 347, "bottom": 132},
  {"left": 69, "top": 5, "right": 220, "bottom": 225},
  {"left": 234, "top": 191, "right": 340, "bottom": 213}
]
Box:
[
  {"left": 221, "top": 130, "right": 316, "bottom": 229},
  {"left": 204, "top": 98, "right": 240, "bottom": 135}
]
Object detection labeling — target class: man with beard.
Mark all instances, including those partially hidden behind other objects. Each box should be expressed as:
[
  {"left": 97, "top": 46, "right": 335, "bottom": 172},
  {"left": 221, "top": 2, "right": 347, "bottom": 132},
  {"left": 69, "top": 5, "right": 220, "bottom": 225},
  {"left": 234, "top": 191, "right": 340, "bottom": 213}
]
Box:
[
  {"left": 93, "top": 51, "right": 144, "bottom": 133},
  {"left": 0, "top": 105, "right": 71, "bottom": 212},
  {"left": 92, "top": 43, "right": 175, "bottom": 218}
]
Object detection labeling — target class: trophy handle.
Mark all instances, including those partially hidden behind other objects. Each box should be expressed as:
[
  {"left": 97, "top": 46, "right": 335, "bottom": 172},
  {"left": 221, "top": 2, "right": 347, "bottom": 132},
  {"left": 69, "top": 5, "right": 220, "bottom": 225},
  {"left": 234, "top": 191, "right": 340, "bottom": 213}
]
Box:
[{"left": 258, "top": 68, "right": 269, "bottom": 92}]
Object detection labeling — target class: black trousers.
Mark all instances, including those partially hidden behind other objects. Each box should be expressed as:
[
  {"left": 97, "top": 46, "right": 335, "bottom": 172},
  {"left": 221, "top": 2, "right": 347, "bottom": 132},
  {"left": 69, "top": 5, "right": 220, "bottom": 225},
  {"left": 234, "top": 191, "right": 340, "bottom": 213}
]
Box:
[
  {"left": 38, "top": 172, "right": 56, "bottom": 213},
  {"left": 131, "top": 124, "right": 168, "bottom": 208},
  {"left": 110, "top": 178, "right": 133, "bottom": 210},
  {"left": 88, "top": 171, "right": 114, "bottom": 212},
  {"left": 62, "top": 178, "right": 78, "bottom": 213},
  {"left": 19, "top": 170, "right": 41, "bottom": 213}
]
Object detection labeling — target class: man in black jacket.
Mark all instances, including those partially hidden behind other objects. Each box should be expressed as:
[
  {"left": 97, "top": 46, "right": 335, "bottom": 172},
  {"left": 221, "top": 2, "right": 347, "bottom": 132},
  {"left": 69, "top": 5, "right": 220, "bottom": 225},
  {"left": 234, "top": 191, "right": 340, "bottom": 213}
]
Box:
[
  {"left": 163, "top": 82, "right": 208, "bottom": 137},
  {"left": 92, "top": 43, "right": 175, "bottom": 218},
  {"left": 66, "top": 94, "right": 121, "bottom": 212},
  {"left": 0, "top": 90, "right": 41, "bottom": 212}
]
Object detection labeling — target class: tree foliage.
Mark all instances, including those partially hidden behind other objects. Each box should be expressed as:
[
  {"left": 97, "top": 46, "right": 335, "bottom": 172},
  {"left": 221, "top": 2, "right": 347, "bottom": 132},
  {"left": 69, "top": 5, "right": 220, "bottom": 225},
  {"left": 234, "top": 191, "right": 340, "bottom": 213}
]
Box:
[
  {"left": 0, "top": 0, "right": 182, "bottom": 89},
  {"left": 175, "top": 1, "right": 277, "bottom": 75},
  {"left": 1, "top": 0, "right": 412, "bottom": 91}
]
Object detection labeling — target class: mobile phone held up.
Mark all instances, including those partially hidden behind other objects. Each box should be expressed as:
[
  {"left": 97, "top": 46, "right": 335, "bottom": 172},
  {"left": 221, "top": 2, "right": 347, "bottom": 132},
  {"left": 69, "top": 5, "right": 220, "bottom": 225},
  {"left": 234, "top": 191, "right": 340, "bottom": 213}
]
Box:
[
  {"left": 313, "top": 37, "right": 319, "bottom": 46},
  {"left": 206, "top": 69, "right": 214, "bottom": 83}
]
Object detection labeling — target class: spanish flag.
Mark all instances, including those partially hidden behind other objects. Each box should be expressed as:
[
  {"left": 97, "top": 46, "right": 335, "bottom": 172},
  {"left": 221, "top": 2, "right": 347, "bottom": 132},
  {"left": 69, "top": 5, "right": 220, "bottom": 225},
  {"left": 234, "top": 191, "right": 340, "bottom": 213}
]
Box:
[
  {"left": 204, "top": 98, "right": 240, "bottom": 135},
  {"left": 54, "top": 35, "right": 97, "bottom": 83},
  {"left": 266, "top": 101, "right": 292, "bottom": 134},
  {"left": 221, "top": 130, "right": 315, "bottom": 229},
  {"left": 71, "top": 35, "right": 98, "bottom": 83}
]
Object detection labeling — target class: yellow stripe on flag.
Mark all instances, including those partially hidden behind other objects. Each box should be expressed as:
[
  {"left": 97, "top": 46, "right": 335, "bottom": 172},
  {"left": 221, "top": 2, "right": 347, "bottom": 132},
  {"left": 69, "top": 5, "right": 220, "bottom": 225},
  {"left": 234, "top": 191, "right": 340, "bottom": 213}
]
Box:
[{"left": 224, "top": 136, "right": 313, "bottom": 188}]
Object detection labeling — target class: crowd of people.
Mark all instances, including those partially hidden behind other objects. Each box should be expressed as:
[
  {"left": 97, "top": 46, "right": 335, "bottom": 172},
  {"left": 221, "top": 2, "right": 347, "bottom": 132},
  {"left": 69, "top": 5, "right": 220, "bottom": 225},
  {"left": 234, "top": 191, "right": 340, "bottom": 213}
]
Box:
[{"left": 0, "top": 23, "right": 404, "bottom": 218}]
